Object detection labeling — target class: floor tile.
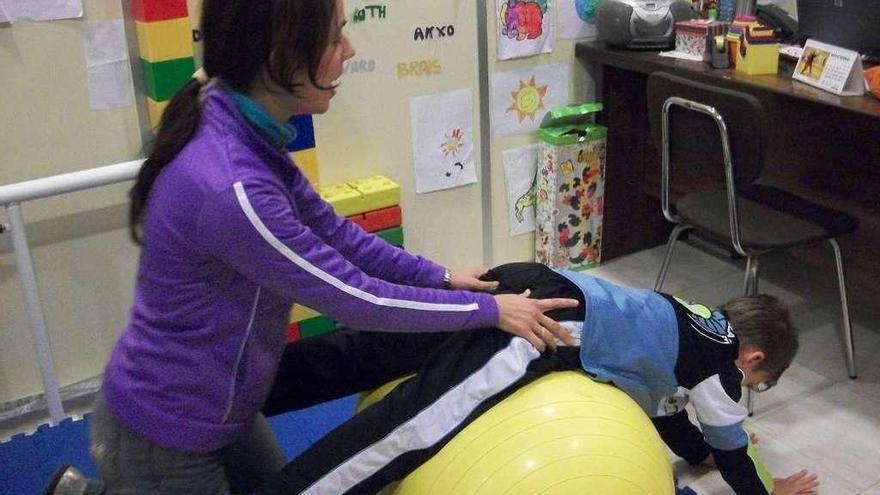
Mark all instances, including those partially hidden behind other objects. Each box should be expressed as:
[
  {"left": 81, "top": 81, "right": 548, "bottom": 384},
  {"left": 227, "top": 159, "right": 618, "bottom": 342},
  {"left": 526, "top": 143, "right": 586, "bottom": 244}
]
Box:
[
  {"left": 748, "top": 362, "right": 834, "bottom": 419},
  {"left": 861, "top": 481, "right": 880, "bottom": 494},
  {"left": 674, "top": 421, "right": 862, "bottom": 494},
  {"left": 753, "top": 384, "right": 880, "bottom": 490},
  {"left": 794, "top": 315, "right": 880, "bottom": 382},
  {"left": 591, "top": 243, "right": 740, "bottom": 293}
]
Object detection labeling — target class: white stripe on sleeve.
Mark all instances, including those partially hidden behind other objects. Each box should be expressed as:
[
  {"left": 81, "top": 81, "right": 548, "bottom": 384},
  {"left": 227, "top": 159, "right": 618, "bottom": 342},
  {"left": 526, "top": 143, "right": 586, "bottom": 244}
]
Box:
[{"left": 233, "top": 181, "right": 480, "bottom": 313}]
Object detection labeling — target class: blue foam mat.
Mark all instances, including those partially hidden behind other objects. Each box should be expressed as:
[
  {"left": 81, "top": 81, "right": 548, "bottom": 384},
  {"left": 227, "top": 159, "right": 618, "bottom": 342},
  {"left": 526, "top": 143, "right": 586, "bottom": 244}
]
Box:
[{"left": 0, "top": 395, "right": 357, "bottom": 495}]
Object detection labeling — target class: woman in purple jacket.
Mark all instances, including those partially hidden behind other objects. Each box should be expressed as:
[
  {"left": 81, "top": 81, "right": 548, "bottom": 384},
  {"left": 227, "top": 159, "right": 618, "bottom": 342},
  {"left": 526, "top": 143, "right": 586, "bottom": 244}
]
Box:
[{"left": 46, "top": 0, "right": 578, "bottom": 493}]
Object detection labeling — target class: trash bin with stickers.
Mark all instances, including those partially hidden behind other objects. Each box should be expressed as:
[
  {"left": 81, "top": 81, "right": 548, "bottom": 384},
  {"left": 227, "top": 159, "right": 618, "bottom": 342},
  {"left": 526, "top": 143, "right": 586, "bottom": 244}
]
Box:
[{"left": 535, "top": 102, "right": 607, "bottom": 271}]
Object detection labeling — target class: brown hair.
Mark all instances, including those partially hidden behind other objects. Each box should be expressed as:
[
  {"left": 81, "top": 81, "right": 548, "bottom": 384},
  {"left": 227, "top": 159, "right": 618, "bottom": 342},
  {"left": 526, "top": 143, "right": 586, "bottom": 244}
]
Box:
[{"left": 721, "top": 294, "right": 798, "bottom": 381}]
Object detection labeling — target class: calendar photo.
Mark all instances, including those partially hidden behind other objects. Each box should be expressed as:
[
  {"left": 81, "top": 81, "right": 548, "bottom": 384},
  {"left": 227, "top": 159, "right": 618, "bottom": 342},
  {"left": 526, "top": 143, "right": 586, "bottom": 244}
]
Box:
[{"left": 795, "top": 46, "right": 829, "bottom": 81}]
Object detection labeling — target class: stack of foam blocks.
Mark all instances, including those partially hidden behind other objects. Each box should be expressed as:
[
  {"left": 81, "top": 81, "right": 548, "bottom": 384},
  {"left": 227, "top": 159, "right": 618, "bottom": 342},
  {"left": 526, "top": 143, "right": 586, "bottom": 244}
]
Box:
[
  {"left": 132, "top": 0, "right": 195, "bottom": 130},
  {"left": 284, "top": 117, "right": 403, "bottom": 343}
]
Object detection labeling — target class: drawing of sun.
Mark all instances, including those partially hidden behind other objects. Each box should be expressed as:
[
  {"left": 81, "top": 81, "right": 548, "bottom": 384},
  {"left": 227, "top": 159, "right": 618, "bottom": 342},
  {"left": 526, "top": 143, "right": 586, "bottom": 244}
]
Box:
[
  {"left": 440, "top": 128, "right": 465, "bottom": 156},
  {"left": 507, "top": 76, "right": 548, "bottom": 122}
]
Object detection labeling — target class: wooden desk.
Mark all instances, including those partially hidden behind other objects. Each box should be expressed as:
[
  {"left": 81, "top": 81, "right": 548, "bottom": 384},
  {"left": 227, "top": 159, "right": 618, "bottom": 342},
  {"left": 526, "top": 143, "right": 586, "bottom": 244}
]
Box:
[{"left": 576, "top": 41, "right": 880, "bottom": 318}]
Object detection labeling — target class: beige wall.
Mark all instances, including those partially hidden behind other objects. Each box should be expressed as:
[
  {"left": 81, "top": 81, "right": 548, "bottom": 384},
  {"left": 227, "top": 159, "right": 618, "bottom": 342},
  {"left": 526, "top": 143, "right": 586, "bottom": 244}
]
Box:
[{"left": 0, "top": 1, "right": 143, "bottom": 404}]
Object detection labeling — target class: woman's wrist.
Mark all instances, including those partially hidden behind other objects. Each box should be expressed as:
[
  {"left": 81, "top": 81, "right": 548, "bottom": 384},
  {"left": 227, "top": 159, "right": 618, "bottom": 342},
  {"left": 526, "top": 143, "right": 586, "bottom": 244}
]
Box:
[{"left": 441, "top": 269, "right": 452, "bottom": 289}]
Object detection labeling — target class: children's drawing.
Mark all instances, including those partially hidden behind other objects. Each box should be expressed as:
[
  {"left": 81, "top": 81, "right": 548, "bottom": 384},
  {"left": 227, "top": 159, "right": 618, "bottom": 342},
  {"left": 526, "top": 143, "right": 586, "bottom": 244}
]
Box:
[
  {"left": 507, "top": 76, "right": 548, "bottom": 123},
  {"left": 500, "top": 0, "right": 547, "bottom": 40},
  {"left": 503, "top": 144, "right": 539, "bottom": 236},
  {"left": 491, "top": 64, "right": 571, "bottom": 137},
  {"left": 496, "top": 0, "right": 553, "bottom": 60},
  {"left": 410, "top": 89, "right": 477, "bottom": 194},
  {"left": 441, "top": 128, "right": 465, "bottom": 156},
  {"left": 514, "top": 176, "right": 537, "bottom": 222},
  {"left": 558, "top": 0, "right": 600, "bottom": 40}
]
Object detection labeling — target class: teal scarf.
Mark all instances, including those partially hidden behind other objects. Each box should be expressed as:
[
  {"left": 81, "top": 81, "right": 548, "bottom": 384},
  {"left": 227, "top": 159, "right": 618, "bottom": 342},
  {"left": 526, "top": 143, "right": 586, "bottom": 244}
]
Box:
[{"left": 227, "top": 87, "right": 297, "bottom": 149}]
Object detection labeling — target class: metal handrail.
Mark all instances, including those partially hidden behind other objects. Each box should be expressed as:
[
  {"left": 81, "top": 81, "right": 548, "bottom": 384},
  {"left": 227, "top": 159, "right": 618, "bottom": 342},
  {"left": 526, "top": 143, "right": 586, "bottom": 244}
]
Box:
[{"left": 0, "top": 159, "right": 143, "bottom": 425}]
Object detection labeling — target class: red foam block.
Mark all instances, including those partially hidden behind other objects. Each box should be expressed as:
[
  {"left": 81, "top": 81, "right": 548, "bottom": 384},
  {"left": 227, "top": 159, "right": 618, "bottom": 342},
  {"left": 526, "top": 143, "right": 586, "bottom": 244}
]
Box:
[
  {"left": 131, "top": 0, "right": 188, "bottom": 22},
  {"left": 348, "top": 205, "right": 402, "bottom": 233},
  {"left": 285, "top": 322, "right": 301, "bottom": 343}
]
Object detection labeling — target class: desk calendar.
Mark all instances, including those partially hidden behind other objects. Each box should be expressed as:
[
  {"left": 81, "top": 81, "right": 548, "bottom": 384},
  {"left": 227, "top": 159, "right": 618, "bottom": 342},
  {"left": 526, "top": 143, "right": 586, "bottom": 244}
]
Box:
[{"left": 792, "top": 39, "right": 867, "bottom": 96}]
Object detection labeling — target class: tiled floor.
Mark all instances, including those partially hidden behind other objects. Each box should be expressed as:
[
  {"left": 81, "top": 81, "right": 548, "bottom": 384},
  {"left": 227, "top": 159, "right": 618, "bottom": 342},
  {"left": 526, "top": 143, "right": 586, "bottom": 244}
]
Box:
[{"left": 591, "top": 242, "right": 880, "bottom": 494}]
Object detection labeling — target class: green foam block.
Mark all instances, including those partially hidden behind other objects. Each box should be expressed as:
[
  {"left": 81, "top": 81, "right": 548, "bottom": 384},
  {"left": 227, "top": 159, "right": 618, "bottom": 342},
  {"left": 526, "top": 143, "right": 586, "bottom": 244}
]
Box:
[{"left": 141, "top": 56, "right": 196, "bottom": 101}]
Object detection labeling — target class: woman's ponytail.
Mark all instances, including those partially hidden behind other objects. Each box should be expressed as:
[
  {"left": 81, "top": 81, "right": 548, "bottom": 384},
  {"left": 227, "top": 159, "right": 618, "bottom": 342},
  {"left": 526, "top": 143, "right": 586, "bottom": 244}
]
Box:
[{"left": 128, "top": 78, "right": 203, "bottom": 244}]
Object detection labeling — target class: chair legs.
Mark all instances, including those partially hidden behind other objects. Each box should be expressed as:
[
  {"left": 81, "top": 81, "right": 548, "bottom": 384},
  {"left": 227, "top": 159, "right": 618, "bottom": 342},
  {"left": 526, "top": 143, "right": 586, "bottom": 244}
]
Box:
[
  {"left": 654, "top": 224, "right": 692, "bottom": 291},
  {"left": 829, "top": 239, "right": 857, "bottom": 379},
  {"left": 743, "top": 256, "right": 759, "bottom": 416},
  {"left": 743, "top": 256, "right": 759, "bottom": 297}
]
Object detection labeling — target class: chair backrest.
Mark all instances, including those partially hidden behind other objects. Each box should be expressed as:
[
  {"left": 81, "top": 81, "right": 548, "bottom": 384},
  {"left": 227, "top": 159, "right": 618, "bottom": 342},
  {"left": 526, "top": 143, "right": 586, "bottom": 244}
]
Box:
[{"left": 647, "top": 71, "right": 767, "bottom": 187}]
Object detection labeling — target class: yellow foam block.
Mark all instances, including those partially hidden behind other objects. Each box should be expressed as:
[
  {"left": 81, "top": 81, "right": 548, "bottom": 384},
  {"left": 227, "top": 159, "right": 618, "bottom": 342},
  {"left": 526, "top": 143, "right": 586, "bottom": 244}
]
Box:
[
  {"left": 289, "top": 304, "right": 320, "bottom": 323},
  {"left": 135, "top": 18, "right": 194, "bottom": 63},
  {"left": 318, "top": 183, "right": 361, "bottom": 215},
  {"left": 146, "top": 97, "right": 169, "bottom": 130},
  {"left": 319, "top": 176, "right": 400, "bottom": 217},
  {"left": 290, "top": 148, "right": 320, "bottom": 186}
]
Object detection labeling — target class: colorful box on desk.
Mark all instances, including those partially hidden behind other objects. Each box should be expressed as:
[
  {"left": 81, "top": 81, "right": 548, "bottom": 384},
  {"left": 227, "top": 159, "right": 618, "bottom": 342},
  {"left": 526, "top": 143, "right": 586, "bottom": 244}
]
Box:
[
  {"left": 535, "top": 103, "right": 607, "bottom": 271},
  {"left": 319, "top": 176, "right": 400, "bottom": 217},
  {"left": 735, "top": 27, "right": 779, "bottom": 75},
  {"left": 675, "top": 20, "right": 728, "bottom": 60}
]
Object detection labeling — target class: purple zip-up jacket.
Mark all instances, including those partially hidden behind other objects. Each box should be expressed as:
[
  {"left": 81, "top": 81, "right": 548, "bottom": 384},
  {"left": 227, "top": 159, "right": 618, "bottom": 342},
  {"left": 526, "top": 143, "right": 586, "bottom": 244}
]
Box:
[{"left": 102, "top": 86, "right": 498, "bottom": 454}]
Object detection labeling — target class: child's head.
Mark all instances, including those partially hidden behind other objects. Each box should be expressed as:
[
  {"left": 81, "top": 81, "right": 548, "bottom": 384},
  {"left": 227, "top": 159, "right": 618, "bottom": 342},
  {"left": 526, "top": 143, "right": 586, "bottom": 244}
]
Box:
[{"left": 720, "top": 294, "right": 798, "bottom": 391}]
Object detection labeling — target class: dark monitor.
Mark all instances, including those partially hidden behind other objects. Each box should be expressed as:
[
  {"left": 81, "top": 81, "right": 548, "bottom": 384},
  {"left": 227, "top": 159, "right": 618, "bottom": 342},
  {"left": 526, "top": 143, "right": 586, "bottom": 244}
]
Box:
[{"left": 797, "top": 0, "right": 880, "bottom": 58}]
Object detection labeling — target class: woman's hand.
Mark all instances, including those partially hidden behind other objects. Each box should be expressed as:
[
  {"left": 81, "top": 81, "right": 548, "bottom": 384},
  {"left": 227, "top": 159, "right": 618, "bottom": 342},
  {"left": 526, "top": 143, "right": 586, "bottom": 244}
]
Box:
[
  {"left": 448, "top": 267, "right": 499, "bottom": 292},
  {"left": 773, "top": 470, "right": 819, "bottom": 495},
  {"left": 494, "top": 291, "right": 579, "bottom": 351}
]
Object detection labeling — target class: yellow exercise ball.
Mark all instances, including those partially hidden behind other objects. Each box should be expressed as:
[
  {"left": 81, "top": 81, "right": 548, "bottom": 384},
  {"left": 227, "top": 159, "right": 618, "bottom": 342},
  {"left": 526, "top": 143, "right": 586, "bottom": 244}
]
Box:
[{"left": 358, "top": 371, "right": 673, "bottom": 495}]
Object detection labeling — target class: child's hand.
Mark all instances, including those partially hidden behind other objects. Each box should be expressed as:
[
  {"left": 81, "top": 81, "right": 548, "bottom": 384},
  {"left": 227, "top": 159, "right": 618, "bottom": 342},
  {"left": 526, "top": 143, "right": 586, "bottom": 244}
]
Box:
[{"left": 773, "top": 470, "right": 819, "bottom": 495}]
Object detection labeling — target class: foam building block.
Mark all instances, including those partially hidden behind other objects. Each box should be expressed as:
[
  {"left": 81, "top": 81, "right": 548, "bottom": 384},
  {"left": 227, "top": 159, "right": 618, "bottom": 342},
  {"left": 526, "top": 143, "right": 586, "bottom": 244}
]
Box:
[
  {"left": 318, "top": 183, "right": 361, "bottom": 215},
  {"left": 290, "top": 304, "right": 320, "bottom": 323},
  {"left": 141, "top": 57, "right": 196, "bottom": 101},
  {"left": 0, "top": 417, "right": 98, "bottom": 495},
  {"left": 290, "top": 148, "right": 320, "bottom": 186},
  {"left": 286, "top": 114, "right": 316, "bottom": 152},
  {"left": 319, "top": 176, "right": 400, "bottom": 217},
  {"left": 135, "top": 18, "right": 194, "bottom": 63},
  {"left": 348, "top": 205, "right": 402, "bottom": 233},
  {"left": 375, "top": 226, "right": 404, "bottom": 247},
  {"left": 299, "top": 315, "right": 337, "bottom": 339},
  {"left": 131, "top": 0, "right": 188, "bottom": 22},
  {"left": 285, "top": 322, "right": 301, "bottom": 342},
  {"left": 133, "top": 0, "right": 192, "bottom": 132}
]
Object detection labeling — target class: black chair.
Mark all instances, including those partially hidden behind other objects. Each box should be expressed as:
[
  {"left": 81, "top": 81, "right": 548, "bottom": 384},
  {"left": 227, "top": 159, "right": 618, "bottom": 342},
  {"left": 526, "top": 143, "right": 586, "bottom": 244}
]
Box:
[{"left": 646, "top": 72, "right": 858, "bottom": 411}]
